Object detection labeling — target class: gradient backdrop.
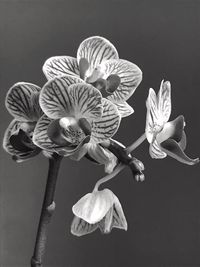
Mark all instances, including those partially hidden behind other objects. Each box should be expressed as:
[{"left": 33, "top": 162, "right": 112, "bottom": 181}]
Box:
[{"left": 0, "top": 0, "right": 200, "bottom": 266}]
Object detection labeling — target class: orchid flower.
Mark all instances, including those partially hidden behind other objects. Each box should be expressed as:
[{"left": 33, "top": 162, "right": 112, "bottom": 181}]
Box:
[
  {"left": 33, "top": 75, "right": 121, "bottom": 173},
  {"left": 71, "top": 188, "right": 127, "bottom": 236},
  {"left": 145, "top": 80, "right": 199, "bottom": 165},
  {"left": 3, "top": 82, "right": 43, "bottom": 162},
  {"left": 42, "top": 36, "right": 142, "bottom": 118}
]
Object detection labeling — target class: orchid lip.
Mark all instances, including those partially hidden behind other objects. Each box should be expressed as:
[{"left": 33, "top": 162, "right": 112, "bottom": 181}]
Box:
[
  {"left": 160, "top": 138, "right": 199, "bottom": 165},
  {"left": 47, "top": 119, "right": 73, "bottom": 147},
  {"left": 9, "top": 129, "right": 35, "bottom": 153},
  {"left": 156, "top": 115, "right": 185, "bottom": 144},
  {"left": 47, "top": 117, "right": 91, "bottom": 149}
]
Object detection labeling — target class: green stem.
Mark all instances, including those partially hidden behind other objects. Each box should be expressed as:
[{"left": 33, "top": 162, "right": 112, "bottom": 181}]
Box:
[
  {"left": 94, "top": 163, "right": 125, "bottom": 191},
  {"left": 31, "top": 154, "right": 63, "bottom": 267},
  {"left": 126, "top": 133, "right": 146, "bottom": 154}
]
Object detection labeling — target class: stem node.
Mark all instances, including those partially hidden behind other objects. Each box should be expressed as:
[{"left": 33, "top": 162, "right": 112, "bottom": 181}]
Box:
[{"left": 31, "top": 153, "right": 62, "bottom": 267}]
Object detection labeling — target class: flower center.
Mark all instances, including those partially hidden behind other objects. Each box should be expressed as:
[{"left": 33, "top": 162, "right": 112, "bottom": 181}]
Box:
[
  {"left": 78, "top": 58, "right": 120, "bottom": 96},
  {"left": 79, "top": 57, "right": 104, "bottom": 83},
  {"left": 47, "top": 117, "right": 92, "bottom": 147},
  {"left": 92, "top": 75, "right": 121, "bottom": 97},
  {"left": 152, "top": 123, "right": 163, "bottom": 134}
]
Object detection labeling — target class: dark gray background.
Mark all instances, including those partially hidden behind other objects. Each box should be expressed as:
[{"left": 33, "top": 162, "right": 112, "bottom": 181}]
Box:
[{"left": 0, "top": 0, "right": 200, "bottom": 266}]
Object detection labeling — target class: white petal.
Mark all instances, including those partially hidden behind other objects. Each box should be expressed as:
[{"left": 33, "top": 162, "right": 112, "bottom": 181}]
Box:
[
  {"left": 39, "top": 76, "right": 102, "bottom": 120},
  {"left": 113, "top": 101, "right": 134, "bottom": 118},
  {"left": 5, "top": 82, "right": 42, "bottom": 122},
  {"left": 158, "top": 80, "right": 171, "bottom": 123},
  {"left": 145, "top": 88, "right": 159, "bottom": 143},
  {"left": 101, "top": 59, "right": 142, "bottom": 102},
  {"left": 98, "top": 194, "right": 127, "bottom": 233},
  {"left": 43, "top": 56, "right": 80, "bottom": 80},
  {"left": 72, "top": 189, "right": 114, "bottom": 224},
  {"left": 98, "top": 207, "right": 114, "bottom": 234},
  {"left": 112, "top": 194, "right": 128, "bottom": 231},
  {"left": 149, "top": 139, "right": 166, "bottom": 159},
  {"left": 91, "top": 98, "right": 121, "bottom": 143},
  {"left": 71, "top": 216, "right": 98, "bottom": 237},
  {"left": 68, "top": 83, "right": 103, "bottom": 120},
  {"left": 77, "top": 36, "right": 119, "bottom": 72}
]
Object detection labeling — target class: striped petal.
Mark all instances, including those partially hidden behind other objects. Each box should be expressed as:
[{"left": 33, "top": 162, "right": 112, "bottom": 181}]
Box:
[
  {"left": 149, "top": 139, "right": 166, "bottom": 159},
  {"left": 91, "top": 99, "right": 121, "bottom": 143},
  {"left": 66, "top": 83, "right": 103, "bottom": 120},
  {"left": 99, "top": 195, "right": 127, "bottom": 233},
  {"left": 39, "top": 76, "right": 83, "bottom": 119},
  {"left": 77, "top": 36, "right": 119, "bottom": 72},
  {"left": 71, "top": 215, "right": 98, "bottom": 237},
  {"left": 112, "top": 195, "right": 128, "bottom": 230},
  {"left": 158, "top": 80, "right": 171, "bottom": 123},
  {"left": 160, "top": 139, "right": 199, "bottom": 165},
  {"left": 43, "top": 56, "right": 80, "bottom": 80},
  {"left": 101, "top": 59, "right": 142, "bottom": 102},
  {"left": 145, "top": 88, "right": 160, "bottom": 143},
  {"left": 5, "top": 82, "right": 42, "bottom": 122},
  {"left": 113, "top": 101, "right": 134, "bottom": 118},
  {"left": 33, "top": 115, "right": 65, "bottom": 152},
  {"left": 3, "top": 119, "right": 40, "bottom": 161},
  {"left": 40, "top": 76, "right": 102, "bottom": 120}
]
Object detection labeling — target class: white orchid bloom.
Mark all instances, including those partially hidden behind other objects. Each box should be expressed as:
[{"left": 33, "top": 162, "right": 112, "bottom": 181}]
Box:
[
  {"left": 3, "top": 82, "right": 43, "bottom": 162},
  {"left": 42, "top": 36, "right": 142, "bottom": 118},
  {"left": 33, "top": 76, "right": 120, "bottom": 173},
  {"left": 71, "top": 189, "right": 127, "bottom": 236},
  {"left": 145, "top": 80, "right": 199, "bottom": 165}
]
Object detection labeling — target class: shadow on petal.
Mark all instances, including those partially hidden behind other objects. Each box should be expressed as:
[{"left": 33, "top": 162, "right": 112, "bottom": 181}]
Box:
[
  {"left": 47, "top": 119, "right": 74, "bottom": 147},
  {"left": 160, "top": 138, "right": 199, "bottom": 165},
  {"left": 179, "top": 131, "right": 187, "bottom": 151},
  {"left": 71, "top": 216, "right": 98, "bottom": 237},
  {"left": 10, "top": 130, "right": 34, "bottom": 153},
  {"left": 157, "top": 115, "right": 185, "bottom": 144},
  {"left": 12, "top": 147, "right": 41, "bottom": 163}
]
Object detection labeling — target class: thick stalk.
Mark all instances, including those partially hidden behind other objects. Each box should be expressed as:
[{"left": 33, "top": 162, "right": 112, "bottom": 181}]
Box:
[{"left": 31, "top": 153, "right": 63, "bottom": 267}]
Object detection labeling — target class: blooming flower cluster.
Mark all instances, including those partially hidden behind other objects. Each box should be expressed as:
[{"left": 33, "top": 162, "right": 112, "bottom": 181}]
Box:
[{"left": 3, "top": 36, "right": 199, "bottom": 237}]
